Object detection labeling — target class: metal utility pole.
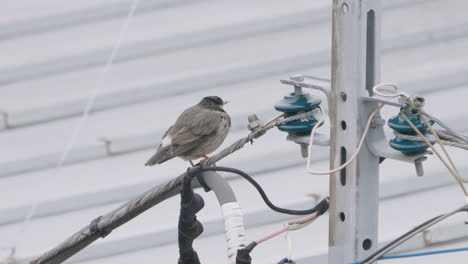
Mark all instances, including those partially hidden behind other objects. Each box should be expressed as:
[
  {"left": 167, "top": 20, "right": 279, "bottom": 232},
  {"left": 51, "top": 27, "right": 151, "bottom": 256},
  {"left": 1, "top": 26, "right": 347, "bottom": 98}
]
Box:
[{"left": 329, "top": 0, "right": 382, "bottom": 263}]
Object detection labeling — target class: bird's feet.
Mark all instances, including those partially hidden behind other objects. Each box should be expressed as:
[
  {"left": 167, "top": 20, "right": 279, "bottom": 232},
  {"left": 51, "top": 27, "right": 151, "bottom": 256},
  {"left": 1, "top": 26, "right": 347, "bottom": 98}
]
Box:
[
  {"left": 201, "top": 155, "right": 216, "bottom": 166},
  {"left": 189, "top": 160, "right": 195, "bottom": 167}
]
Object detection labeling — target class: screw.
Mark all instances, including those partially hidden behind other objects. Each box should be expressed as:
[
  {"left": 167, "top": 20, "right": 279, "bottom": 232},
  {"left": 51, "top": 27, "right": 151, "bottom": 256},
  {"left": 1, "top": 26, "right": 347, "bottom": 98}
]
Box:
[
  {"left": 414, "top": 156, "right": 426, "bottom": 176},
  {"left": 300, "top": 144, "right": 308, "bottom": 158},
  {"left": 371, "top": 116, "right": 386, "bottom": 128},
  {"left": 290, "top": 75, "right": 305, "bottom": 82},
  {"left": 247, "top": 114, "right": 263, "bottom": 132},
  {"left": 340, "top": 92, "right": 347, "bottom": 101}
]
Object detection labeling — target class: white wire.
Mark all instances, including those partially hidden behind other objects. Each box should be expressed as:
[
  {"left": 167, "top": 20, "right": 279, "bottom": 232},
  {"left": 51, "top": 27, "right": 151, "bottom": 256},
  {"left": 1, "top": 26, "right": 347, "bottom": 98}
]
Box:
[
  {"left": 306, "top": 104, "right": 384, "bottom": 175},
  {"left": 401, "top": 112, "right": 468, "bottom": 199},
  {"left": 372, "top": 82, "right": 410, "bottom": 99},
  {"left": 10, "top": 0, "right": 141, "bottom": 254},
  {"left": 285, "top": 225, "right": 293, "bottom": 261}
]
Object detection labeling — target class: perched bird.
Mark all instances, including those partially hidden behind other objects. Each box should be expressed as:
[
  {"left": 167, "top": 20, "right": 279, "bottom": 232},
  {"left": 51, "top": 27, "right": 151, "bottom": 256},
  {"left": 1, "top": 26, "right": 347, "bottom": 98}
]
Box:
[{"left": 145, "top": 96, "right": 231, "bottom": 167}]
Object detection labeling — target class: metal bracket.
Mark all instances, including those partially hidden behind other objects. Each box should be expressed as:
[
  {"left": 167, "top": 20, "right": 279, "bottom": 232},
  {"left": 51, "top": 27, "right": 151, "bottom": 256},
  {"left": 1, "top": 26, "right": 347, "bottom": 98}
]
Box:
[
  {"left": 279, "top": 75, "right": 332, "bottom": 157},
  {"left": 280, "top": 75, "right": 331, "bottom": 107},
  {"left": 280, "top": 75, "right": 427, "bottom": 175},
  {"left": 287, "top": 133, "right": 330, "bottom": 158},
  {"left": 360, "top": 95, "right": 405, "bottom": 108},
  {"left": 361, "top": 94, "right": 428, "bottom": 176}
]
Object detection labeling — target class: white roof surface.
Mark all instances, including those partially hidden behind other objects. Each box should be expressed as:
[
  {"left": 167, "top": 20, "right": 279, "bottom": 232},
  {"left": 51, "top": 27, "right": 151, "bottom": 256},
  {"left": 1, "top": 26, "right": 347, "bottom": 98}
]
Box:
[{"left": 1, "top": 0, "right": 467, "bottom": 263}]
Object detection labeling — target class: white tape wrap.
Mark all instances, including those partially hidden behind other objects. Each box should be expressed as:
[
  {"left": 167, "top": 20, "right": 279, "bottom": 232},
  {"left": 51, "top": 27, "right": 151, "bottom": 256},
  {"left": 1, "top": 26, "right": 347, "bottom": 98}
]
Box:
[{"left": 221, "top": 202, "right": 246, "bottom": 264}]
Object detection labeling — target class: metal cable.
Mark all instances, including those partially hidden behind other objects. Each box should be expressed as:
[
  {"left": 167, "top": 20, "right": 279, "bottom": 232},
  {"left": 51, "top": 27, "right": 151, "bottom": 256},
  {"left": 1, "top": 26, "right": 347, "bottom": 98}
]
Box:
[
  {"left": 394, "top": 132, "right": 468, "bottom": 151},
  {"left": 14, "top": 0, "right": 142, "bottom": 255},
  {"left": 31, "top": 173, "right": 185, "bottom": 264},
  {"left": 307, "top": 104, "right": 384, "bottom": 175},
  {"left": 420, "top": 114, "right": 468, "bottom": 184},
  {"left": 198, "top": 166, "right": 330, "bottom": 215},
  {"left": 421, "top": 110, "right": 468, "bottom": 144},
  {"left": 400, "top": 112, "right": 468, "bottom": 199},
  {"left": 31, "top": 110, "right": 316, "bottom": 264},
  {"left": 201, "top": 111, "right": 316, "bottom": 166},
  {"left": 351, "top": 246, "right": 468, "bottom": 264},
  {"left": 359, "top": 204, "right": 468, "bottom": 264}
]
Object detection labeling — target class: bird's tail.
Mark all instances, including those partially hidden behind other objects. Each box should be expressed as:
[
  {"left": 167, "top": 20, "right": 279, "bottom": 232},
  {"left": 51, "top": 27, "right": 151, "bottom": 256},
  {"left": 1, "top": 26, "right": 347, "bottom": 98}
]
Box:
[{"left": 144, "top": 147, "right": 173, "bottom": 166}]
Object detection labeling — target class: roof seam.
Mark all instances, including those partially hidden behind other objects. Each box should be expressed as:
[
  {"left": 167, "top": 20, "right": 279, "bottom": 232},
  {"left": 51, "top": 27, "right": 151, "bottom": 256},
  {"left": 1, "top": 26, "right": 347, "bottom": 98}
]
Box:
[{"left": 5, "top": 22, "right": 468, "bottom": 129}]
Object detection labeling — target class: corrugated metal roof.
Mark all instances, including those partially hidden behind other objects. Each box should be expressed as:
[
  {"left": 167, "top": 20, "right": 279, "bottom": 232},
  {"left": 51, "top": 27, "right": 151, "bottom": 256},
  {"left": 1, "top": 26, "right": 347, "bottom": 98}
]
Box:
[{"left": 1, "top": 0, "right": 467, "bottom": 263}]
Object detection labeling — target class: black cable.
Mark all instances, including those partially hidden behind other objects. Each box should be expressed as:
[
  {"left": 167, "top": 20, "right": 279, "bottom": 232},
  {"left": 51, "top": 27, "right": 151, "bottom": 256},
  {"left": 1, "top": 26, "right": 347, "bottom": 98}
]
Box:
[
  {"left": 178, "top": 171, "right": 205, "bottom": 264},
  {"left": 236, "top": 242, "right": 257, "bottom": 264},
  {"left": 189, "top": 166, "right": 329, "bottom": 216},
  {"left": 359, "top": 215, "right": 442, "bottom": 264}
]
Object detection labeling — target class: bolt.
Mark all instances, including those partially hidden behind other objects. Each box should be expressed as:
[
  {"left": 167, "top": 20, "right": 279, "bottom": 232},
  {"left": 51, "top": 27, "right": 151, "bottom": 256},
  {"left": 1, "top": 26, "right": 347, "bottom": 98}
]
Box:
[
  {"left": 414, "top": 156, "right": 426, "bottom": 176},
  {"left": 340, "top": 92, "right": 347, "bottom": 101},
  {"left": 290, "top": 75, "right": 305, "bottom": 82},
  {"left": 300, "top": 144, "right": 308, "bottom": 158},
  {"left": 247, "top": 114, "right": 263, "bottom": 132},
  {"left": 371, "top": 116, "right": 386, "bottom": 128},
  {"left": 411, "top": 96, "right": 425, "bottom": 109},
  {"left": 294, "top": 86, "right": 303, "bottom": 95}
]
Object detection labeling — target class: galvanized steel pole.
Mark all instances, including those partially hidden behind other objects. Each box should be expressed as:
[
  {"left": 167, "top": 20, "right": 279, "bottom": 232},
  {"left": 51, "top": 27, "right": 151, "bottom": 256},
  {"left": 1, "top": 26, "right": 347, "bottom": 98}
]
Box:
[{"left": 329, "top": 0, "right": 382, "bottom": 263}]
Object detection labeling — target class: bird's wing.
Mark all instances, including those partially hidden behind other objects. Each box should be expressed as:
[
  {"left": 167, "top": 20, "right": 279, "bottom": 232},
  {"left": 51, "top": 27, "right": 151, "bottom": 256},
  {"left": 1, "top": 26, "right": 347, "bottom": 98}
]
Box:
[
  {"left": 145, "top": 107, "right": 227, "bottom": 166},
  {"left": 171, "top": 108, "right": 224, "bottom": 146}
]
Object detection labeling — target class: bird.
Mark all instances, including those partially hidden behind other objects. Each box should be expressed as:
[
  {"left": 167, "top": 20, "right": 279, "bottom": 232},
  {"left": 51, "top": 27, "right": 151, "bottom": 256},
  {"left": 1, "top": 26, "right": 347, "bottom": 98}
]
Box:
[{"left": 145, "top": 96, "right": 231, "bottom": 167}]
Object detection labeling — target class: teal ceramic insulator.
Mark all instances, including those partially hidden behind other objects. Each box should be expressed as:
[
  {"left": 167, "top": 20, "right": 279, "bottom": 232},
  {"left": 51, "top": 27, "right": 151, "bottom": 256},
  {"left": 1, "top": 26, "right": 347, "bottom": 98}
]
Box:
[
  {"left": 275, "top": 92, "right": 321, "bottom": 135},
  {"left": 275, "top": 93, "right": 321, "bottom": 113},
  {"left": 388, "top": 113, "right": 428, "bottom": 135},
  {"left": 389, "top": 138, "right": 430, "bottom": 155},
  {"left": 388, "top": 112, "right": 431, "bottom": 155}
]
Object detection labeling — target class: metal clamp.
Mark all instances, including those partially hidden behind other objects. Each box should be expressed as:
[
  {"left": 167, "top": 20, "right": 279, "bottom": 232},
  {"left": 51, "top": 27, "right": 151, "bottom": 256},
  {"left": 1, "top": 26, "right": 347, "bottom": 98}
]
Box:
[
  {"left": 361, "top": 95, "right": 428, "bottom": 176},
  {"left": 279, "top": 75, "right": 331, "bottom": 156},
  {"left": 280, "top": 75, "right": 331, "bottom": 107}
]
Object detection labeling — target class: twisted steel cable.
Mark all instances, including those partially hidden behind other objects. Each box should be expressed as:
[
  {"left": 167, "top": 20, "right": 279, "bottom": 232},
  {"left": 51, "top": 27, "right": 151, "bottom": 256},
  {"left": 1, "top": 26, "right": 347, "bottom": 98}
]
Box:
[{"left": 31, "top": 110, "right": 317, "bottom": 264}]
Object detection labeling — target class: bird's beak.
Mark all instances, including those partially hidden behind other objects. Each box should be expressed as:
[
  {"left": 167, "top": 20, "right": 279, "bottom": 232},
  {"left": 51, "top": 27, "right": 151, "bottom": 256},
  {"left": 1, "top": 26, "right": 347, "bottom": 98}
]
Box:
[{"left": 223, "top": 100, "right": 230, "bottom": 105}]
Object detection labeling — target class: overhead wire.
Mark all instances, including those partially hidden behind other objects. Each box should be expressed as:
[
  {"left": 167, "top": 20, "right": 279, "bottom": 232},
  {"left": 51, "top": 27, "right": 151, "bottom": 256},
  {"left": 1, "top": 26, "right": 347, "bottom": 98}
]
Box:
[
  {"left": 358, "top": 204, "right": 468, "bottom": 264},
  {"left": 400, "top": 112, "right": 468, "bottom": 198},
  {"left": 306, "top": 104, "right": 384, "bottom": 175},
  {"left": 420, "top": 114, "right": 468, "bottom": 183},
  {"left": 197, "top": 166, "right": 329, "bottom": 215},
  {"left": 255, "top": 211, "right": 321, "bottom": 245},
  {"left": 421, "top": 110, "right": 468, "bottom": 144},
  {"left": 11, "top": 0, "right": 142, "bottom": 255},
  {"left": 372, "top": 82, "right": 468, "bottom": 199},
  {"left": 372, "top": 82, "right": 410, "bottom": 99},
  {"left": 393, "top": 131, "right": 468, "bottom": 151},
  {"left": 351, "top": 246, "right": 468, "bottom": 264},
  {"left": 31, "top": 110, "right": 324, "bottom": 264}
]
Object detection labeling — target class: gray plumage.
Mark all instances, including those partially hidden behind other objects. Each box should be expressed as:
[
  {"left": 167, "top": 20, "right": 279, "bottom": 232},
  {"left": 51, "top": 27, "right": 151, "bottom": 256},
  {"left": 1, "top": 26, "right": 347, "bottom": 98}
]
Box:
[{"left": 145, "top": 96, "right": 231, "bottom": 166}]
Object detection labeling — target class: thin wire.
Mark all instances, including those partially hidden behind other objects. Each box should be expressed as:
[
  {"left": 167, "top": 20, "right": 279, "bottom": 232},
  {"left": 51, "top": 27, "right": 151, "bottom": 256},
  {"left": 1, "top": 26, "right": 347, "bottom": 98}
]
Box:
[
  {"left": 359, "top": 204, "right": 468, "bottom": 264},
  {"left": 306, "top": 104, "right": 384, "bottom": 175},
  {"left": 420, "top": 113, "right": 468, "bottom": 183},
  {"left": 254, "top": 212, "right": 319, "bottom": 244},
  {"left": 351, "top": 246, "right": 468, "bottom": 264},
  {"left": 30, "top": 111, "right": 321, "bottom": 264},
  {"left": 199, "top": 166, "right": 329, "bottom": 215},
  {"left": 421, "top": 110, "right": 468, "bottom": 144},
  {"left": 372, "top": 82, "right": 410, "bottom": 99},
  {"left": 393, "top": 131, "right": 468, "bottom": 151},
  {"left": 371, "top": 82, "right": 468, "bottom": 196},
  {"left": 400, "top": 112, "right": 468, "bottom": 197},
  {"left": 256, "top": 226, "right": 289, "bottom": 244},
  {"left": 306, "top": 106, "right": 325, "bottom": 171},
  {"left": 263, "top": 113, "right": 285, "bottom": 128},
  {"left": 285, "top": 226, "right": 293, "bottom": 260},
  {"left": 11, "top": 0, "right": 141, "bottom": 253}
]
